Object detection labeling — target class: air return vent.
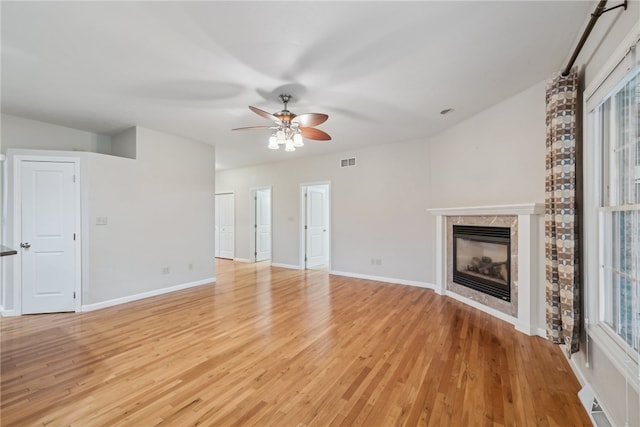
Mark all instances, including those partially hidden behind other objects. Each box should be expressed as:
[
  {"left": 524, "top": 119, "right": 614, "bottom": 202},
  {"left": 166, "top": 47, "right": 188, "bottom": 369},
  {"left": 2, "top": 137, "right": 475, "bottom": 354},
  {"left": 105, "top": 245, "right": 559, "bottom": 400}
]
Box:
[
  {"left": 340, "top": 157, "right": 356, "bottom": 168},
  {"left": 578, "top": 385, "right": 612, "bottom": 427}
]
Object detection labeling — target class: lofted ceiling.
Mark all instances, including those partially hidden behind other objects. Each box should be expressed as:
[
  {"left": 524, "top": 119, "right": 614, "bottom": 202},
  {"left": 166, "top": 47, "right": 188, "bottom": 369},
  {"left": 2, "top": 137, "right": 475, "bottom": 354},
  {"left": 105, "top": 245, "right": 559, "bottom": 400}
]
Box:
[{"left": 1, "top": 1, "right": 594, "bottom": 170}]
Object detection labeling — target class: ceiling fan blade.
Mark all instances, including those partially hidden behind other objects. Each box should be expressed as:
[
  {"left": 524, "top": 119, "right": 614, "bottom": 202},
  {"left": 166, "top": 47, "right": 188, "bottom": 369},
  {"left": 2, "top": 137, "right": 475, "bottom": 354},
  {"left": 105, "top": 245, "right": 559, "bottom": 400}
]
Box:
[
  {"left": 300, "top": 127, "right": 332, "bottom": 141},
  {"left": 292, "top": 113, "right": 329, "bottom": 127},
  {"left": 249, "top": 106, "right": 281, "bottom": 123},
  {"left": 232, "top": 125, "right": 275, "bottom": 131}
]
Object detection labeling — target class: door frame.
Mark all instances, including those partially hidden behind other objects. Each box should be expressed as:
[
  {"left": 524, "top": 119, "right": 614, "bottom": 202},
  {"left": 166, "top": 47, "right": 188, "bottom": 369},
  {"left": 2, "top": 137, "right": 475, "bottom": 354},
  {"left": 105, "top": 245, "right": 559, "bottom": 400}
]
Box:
[
  {"left": 299, "top": 181, "right": 331, "bottom": 270},
  {"left": 250, "top": 186, "right": 272, "bottom": 263},
  {"left": 12, "top": 155, "right": 82, "bottom": 315}
]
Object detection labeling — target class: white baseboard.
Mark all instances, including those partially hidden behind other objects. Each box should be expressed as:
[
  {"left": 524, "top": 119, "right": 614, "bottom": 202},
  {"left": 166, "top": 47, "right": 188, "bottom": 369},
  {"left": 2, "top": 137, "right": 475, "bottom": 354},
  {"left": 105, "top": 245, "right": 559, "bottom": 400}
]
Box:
[
  {"left": 0, "top": 306, "right": 17, "bottom": 317},
  {"left": 330, "top": 270, "right": 435, "bottom": 290},
  {"left": 233, "top": 258, "right": 251, "bottom": 263},
  {"left": 515, "top": 323, "right": 546, "bottom": 338},
  {"left": 82, "top": 277, "right": 215, "bottom": 312},
  {"left": 514, "top": 320, "right": 539, "bottom": 337},
  {"left": 567, "top": 353, "right": 589, "bottom": 386},
  {"left": 271, "top": 263, "right": 302, "bottom": 270}
]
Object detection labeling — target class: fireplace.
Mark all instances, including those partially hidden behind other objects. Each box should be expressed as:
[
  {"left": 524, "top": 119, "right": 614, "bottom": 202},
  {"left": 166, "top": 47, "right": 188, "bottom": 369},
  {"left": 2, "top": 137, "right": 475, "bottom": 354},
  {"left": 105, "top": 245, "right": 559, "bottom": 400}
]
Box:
[
  {"left": 429, "top": 204, "right": 544, "bottom": 335},
  {"left": 452, "top": 225, "right": 511, "bottom": 301}
]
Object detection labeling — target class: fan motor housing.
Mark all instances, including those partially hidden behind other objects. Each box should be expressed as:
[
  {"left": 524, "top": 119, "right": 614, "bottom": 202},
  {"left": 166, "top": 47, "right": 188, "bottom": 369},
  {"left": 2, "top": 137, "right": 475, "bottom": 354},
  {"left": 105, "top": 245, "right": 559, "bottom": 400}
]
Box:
[{"left": 275, "top": 110, "right": 295, "bottom": 123}]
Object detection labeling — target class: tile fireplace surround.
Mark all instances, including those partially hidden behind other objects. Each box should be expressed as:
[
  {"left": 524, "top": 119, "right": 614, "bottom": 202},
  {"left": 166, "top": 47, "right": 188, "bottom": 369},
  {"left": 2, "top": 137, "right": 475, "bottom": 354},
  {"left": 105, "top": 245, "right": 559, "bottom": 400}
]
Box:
[{"left": 428, "top": 204, "right": 545, "bottom": 336}]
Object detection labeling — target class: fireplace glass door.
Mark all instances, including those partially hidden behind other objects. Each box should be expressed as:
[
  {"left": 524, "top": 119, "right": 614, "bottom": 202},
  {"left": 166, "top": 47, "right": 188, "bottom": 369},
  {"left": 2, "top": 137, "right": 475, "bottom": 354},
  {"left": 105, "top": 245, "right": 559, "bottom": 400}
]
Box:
[{"left": 453, "top": 225, "right": 511, "bottom": 301}]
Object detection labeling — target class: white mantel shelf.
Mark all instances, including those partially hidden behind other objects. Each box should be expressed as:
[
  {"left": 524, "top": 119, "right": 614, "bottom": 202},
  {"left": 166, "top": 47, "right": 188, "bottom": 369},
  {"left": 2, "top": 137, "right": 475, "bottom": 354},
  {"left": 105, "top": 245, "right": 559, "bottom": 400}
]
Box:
[
  {"left": 427, "top": 203, "right": 544, "bottom": 217},
  {"left": 428, "top": 203, "right": 545, "bottom": 337}
]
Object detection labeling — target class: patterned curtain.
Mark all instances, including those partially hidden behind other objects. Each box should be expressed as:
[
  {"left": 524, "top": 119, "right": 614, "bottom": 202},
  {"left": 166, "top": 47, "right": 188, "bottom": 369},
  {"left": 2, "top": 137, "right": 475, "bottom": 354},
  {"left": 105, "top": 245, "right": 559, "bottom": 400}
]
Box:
[{"left": 545, "top": 71, "right": 580, "bottom": 356}]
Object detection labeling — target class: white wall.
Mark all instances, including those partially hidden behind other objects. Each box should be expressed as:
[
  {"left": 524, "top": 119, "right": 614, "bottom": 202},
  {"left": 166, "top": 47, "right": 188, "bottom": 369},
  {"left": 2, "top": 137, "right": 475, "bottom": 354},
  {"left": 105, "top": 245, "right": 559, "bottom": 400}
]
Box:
[
  {"left": 111, "top": 126, "right": 137, "bottom": 159},
  {"left": 84, "top": 126, "right": 215, "bottom": 304},
  {"left": 1, "top": 121, "right": 215, "bottom": 312},
  {"left": 216, "top": 140, "right": 434, "bottom": 284},
  {"left": 1, "top": 114, "right": 112, "bottom": 154},
  {"left": 428, "top": 80, "right": 546, "bottom": 207}
]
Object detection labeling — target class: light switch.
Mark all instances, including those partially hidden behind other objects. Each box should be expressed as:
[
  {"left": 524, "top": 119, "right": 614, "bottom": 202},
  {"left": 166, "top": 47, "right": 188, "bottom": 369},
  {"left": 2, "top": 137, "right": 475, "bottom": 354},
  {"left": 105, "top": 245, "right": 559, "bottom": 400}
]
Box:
[{"left": 96, "top": 217, "right": 108, "bottom": 225}]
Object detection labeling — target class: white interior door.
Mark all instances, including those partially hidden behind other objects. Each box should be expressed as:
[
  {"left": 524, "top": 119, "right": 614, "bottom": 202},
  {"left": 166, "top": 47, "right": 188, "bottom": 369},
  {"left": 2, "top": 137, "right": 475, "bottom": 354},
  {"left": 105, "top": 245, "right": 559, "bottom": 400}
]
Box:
[
  {"left": 305, "top": 185, "right": 329, "bottom": 269},
  {"left": 214, "top": 197, "right": 220, "bottom": 257},
  {"left": 215, "top": 193, "right": 235, "bottom": 259},
  {"left": 255, "top": 189, "right": 271, "bottom": 261},
  {"left": 21, "top": 160, "right": 77, "bottom": 314}
]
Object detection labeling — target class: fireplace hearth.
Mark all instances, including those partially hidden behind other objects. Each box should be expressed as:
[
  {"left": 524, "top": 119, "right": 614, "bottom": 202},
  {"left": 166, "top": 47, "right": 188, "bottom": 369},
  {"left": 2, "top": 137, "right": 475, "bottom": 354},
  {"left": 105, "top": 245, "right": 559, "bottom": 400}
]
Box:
[{"left": 453, "top": 225, "right": 511, "bottom": 301}]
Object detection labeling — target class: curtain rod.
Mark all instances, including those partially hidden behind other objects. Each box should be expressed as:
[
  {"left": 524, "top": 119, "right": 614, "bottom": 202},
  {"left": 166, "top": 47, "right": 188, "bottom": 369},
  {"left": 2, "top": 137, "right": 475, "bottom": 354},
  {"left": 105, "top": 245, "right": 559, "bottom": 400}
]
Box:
[{"left": 562, "top": 0, "right": 628, "bottom": 77}]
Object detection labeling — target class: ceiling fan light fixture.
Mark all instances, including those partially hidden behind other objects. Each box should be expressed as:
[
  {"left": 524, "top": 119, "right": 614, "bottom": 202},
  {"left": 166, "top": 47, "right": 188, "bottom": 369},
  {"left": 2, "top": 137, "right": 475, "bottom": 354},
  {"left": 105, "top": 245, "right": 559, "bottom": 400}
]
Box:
[
  {"left": 293, "top": 133, "right": 304, "bottom": 147},
  {"left": 285, "top": 140, "right": 295, "bottom": 152},
  {"left": 268, "top": 135, "right": 279, "bottom": 150}
]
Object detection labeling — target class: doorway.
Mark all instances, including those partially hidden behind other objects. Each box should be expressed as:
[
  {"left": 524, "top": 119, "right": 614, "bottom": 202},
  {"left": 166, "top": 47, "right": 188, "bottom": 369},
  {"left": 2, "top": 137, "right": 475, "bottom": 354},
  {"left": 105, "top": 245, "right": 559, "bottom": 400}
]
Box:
[
  {"left": 215, "top": 192, "right": 235, "bottom": 259},
  {"left": 252, "top": 187, "right": 272, "bottom": 262},
  {"left": 300, "top": 183, "right": 330, "bottom": 270},
  {"left": 14, "top": 157, "right": 81, "bottom": 314}
]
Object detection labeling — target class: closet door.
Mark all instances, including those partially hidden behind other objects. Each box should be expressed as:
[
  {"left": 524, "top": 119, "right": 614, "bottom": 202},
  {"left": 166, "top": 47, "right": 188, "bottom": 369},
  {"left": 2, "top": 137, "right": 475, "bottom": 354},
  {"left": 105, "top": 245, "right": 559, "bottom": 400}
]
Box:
[{"left": 215, "top": 193, "right": 235, "bottom": 259}]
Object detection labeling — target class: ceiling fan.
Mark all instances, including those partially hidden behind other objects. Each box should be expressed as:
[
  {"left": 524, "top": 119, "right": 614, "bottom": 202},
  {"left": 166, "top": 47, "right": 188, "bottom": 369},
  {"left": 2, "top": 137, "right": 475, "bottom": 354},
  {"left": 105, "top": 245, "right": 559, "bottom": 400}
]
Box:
[{"left": 232, "top": 94, "right": 331, "bottom": 151}]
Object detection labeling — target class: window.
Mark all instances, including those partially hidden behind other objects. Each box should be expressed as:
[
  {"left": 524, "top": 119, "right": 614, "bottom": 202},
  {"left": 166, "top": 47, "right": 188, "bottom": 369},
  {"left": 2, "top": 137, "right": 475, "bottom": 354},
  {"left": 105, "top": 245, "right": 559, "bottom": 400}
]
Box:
[{"left": 592, "top": 66, "right": 640, "bottom": 353}]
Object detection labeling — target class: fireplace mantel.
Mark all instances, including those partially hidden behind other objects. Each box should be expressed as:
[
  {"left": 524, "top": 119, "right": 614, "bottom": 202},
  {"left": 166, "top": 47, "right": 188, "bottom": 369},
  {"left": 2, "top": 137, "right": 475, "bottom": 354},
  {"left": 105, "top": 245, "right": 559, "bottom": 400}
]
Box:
[
  {"left": 428, "top": 203, "right": 544, "bottom": 336},
  {"left": 428, "top": 203, "right": 544, "bottom": 216}
]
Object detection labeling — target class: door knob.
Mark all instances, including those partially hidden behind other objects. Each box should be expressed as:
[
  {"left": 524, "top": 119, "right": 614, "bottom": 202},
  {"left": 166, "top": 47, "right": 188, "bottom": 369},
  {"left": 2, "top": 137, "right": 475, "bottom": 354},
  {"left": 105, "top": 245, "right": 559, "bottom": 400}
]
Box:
[{"left": 20, "top": 242, "right": 31, "bottom": 249}]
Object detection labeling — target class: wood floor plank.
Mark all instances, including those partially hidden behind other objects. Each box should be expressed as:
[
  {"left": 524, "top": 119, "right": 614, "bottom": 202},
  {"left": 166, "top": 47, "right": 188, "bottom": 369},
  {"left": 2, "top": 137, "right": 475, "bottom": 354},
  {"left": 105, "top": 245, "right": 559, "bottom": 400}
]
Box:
[{"left": 1, "top": 259, "right": 591, "bottom": 426}]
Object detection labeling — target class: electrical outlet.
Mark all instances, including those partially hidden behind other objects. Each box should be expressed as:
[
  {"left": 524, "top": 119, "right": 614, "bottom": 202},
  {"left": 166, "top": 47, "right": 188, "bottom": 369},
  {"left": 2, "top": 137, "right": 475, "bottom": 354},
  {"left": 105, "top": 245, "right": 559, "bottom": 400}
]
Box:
[
  {"left": 161, "top": 267, "right": 170, "bottom": 275},
  {"left": 188, "top": 263, "right": 193, "bottom": 270},
  {"left": 375, "top": 259, "right": 382, "bottom": 266},
  {"left": 371, "top": 258, "right": 375, "bottom": 265}
]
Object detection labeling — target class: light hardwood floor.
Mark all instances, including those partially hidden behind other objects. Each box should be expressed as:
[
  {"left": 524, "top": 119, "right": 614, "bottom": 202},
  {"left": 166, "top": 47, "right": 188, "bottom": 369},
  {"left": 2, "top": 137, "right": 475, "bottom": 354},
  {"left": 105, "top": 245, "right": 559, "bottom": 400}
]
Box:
[{"left": 1, "top": 259, "right": 591, "bottom": 426}]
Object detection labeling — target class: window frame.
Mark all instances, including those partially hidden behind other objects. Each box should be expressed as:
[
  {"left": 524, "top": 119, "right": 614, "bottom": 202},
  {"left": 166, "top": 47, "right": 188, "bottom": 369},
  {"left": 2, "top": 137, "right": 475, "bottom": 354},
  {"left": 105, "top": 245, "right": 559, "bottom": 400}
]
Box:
[
  {"left": 584, "top": 28, "right": 640, "bottom": 389},
  {"left": 594, "top": 71, "right": 640, "bottom": 353}
]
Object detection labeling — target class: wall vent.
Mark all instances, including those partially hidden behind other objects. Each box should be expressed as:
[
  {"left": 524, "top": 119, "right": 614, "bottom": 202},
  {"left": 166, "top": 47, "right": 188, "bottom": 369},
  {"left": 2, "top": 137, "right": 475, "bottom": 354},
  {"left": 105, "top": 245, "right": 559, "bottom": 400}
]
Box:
[
  {"left": 340, "top": 157, "right": 356, "bottom": 168},
  {"left": 578, "top": 385, "right": 612, "bottom": 427}
]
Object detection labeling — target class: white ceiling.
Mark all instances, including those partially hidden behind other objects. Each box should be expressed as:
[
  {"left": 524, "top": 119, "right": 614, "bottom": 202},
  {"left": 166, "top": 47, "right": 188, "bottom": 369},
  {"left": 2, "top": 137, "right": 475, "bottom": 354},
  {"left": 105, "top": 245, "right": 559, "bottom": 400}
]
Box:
[{"left": 1, "top": 1, "right": 594, "bottom": 170}]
